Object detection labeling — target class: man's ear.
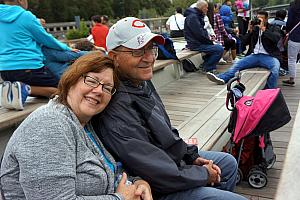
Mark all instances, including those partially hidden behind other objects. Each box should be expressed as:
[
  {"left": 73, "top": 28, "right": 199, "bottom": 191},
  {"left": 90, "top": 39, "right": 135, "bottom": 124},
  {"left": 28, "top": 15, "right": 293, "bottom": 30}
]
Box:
[{"left": 108, "top": 51, "right": 119, "bottom": 68}]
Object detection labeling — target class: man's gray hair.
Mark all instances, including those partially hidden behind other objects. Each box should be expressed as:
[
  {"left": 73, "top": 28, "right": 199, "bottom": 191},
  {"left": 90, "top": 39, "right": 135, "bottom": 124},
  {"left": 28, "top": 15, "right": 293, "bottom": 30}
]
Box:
[{"left": 196, "top": 0, "right": 208, "bottom": 8}]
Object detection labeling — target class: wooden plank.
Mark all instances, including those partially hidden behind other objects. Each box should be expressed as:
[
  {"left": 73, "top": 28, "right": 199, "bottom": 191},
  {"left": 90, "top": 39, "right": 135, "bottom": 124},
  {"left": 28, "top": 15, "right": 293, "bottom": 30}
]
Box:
[
  {"left": 178, "top": 97, "right": 225, "bottom": 139},
  {"left": 0, "top": 98, "right": 48, "bottom": 130}
]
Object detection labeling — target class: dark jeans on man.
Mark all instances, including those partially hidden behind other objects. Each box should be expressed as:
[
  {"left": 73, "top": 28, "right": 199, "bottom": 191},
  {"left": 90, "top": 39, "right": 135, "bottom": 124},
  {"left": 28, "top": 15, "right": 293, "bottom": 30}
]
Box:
[
  {"left": 1, "top": 66, "right": 59, "bottom": 87},
  {"left": 191, "top": 44, "right": 224, "bottom": 72}
]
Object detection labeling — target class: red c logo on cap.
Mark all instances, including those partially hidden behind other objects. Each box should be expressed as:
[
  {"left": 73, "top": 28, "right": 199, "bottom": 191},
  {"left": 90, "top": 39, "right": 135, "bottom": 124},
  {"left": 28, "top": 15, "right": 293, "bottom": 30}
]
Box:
[{"left": 132, "top": 19, "right": 145, "bottom": 28}]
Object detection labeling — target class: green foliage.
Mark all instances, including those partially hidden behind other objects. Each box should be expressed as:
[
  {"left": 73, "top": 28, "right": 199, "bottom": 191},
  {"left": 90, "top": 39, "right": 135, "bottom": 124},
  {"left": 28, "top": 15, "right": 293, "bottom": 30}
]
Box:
[
  {"left": 138, "top": 8, "right": 158, "bottom": 19},
  {"left": 65, "top": 21, "right": 89, "bottom": 40}
]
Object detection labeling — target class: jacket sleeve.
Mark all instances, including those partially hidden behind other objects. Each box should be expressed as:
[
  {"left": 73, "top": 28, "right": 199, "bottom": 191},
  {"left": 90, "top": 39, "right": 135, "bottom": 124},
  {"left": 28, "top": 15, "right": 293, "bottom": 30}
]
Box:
[
  {"left": 95, "top": 103, "right": 209, "bottom": 194},
  {"left": 23, "top": 12, "right": 71, "bottom": 51},
  {"left": 263, "top": 25, "right": 281, "bottom": 44},
  {"left": 4, "top": 113, "right": 120, "bottom": 200},
  {"left": 185, "top": 14, "right": 213, "bottom": 45}
]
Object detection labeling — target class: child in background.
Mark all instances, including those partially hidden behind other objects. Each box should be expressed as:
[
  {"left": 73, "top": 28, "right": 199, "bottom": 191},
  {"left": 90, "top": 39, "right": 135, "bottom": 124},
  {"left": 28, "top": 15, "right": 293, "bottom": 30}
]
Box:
[{"left": 235, "top": 0, "right": 249, "bottom": 20}]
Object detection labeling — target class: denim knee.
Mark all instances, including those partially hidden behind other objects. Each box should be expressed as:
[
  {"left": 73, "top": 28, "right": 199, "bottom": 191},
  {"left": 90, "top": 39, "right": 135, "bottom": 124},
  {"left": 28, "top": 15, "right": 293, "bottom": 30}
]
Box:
[{"left": 215, "top": 44, "right": 224, "bottom": 55}]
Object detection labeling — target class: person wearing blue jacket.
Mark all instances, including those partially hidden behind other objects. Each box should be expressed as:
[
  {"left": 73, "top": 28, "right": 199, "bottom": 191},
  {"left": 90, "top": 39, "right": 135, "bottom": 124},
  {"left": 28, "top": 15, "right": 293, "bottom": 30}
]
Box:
[
  {"left": 184, "top": 0, "right": 224, "bottom": 74},
  {"left": 0, "top": 0, "right": 71, "bottom": 110},
  {"left": 282, "top": 0, "right": 300, "bottom": 86},
  {"left": 219, "top": 4, "right": 234, "bottom": 33}
]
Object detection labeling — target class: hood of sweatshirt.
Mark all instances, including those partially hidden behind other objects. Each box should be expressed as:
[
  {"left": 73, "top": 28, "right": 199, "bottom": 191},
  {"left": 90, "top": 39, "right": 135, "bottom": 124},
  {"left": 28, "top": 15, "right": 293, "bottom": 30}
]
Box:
[
  {"left": 0, "top": 5, "right": 25, "bottom": 23},
  {"left": 220, "top": 5, "right": 231, "bottom": 16},
  {"left": 184, "top": 7, "right": 202, "bottom": 18}
]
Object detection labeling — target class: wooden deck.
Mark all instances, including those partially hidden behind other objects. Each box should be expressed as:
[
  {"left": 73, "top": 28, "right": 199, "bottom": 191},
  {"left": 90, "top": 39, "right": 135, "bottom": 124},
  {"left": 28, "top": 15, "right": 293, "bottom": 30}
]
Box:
[{"left": 157, "top": 64, "right": 300, "bottom": 200}]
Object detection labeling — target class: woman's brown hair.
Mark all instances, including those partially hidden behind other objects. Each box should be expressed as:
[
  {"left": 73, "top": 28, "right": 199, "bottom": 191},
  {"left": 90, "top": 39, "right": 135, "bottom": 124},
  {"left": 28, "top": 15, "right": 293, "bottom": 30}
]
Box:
[{"left": 55, "top": 51, "right": 118, "bottom": 106}]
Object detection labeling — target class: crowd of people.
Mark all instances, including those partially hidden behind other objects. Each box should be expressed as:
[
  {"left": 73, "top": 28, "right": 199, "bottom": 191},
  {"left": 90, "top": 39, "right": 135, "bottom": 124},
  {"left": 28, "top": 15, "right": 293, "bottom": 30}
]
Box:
[
  {"left": 165, "top": 0, "right": 299, "bottom": 90},
  {"left": 0, "top": 0, "right": 299, "bottom": 199}
]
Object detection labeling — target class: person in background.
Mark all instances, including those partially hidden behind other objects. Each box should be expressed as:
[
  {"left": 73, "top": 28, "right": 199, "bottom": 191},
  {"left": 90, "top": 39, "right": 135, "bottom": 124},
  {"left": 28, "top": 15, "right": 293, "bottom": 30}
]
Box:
[
  {"left": 91, "top": 15, "right": 109, "bottom": 50},
  {"left": 184, "top": 0, "right": 224, "bottom": 74},
  {"left": 270, "top": 9, "right": 287, "bottom": 30},
  {"left": 101, "top": 15, "right": 110, "bottom": 27},
  {"left": 282, "top": 0, "right": 300, "bottom": 86},
  {"left": 205, "top": 2, "right": 217, "bottom": 42},
  {"left": 39, "top": 18, "right": 46, "bottom": 28},
  {"left": 0, "top": 52, "right": 153, "bottom": 200},
  {"left": 92, "top": 16, "right": 246, "bottom": 200},
  {"left": 270, "top": 9, "right": 288, "bottom": 76},
  {"left": 219, "top": 1, "right": 235, "bottom": 33},
  {"left": 207, "top": 10, "right": 281, "bottom": 89},
  {"left": 74, "top": 40, "right": 97, "bottom": 51},
  {"left": 0, "top": 0, "right": 73, "bottom": 111},
  {"left": 166, "top": 7, "right": 185, "bottom": 38},
  {"left": 212, "top": 3, "right": 238, "bottom": 63}
]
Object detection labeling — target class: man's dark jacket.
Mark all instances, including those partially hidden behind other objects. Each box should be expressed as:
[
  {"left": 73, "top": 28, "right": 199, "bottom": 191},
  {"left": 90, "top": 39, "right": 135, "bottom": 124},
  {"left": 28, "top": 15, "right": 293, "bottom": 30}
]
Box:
[
  {"left": 184, "top": 7, "right": 213, "bottom": 50},
  {"left": 92, "top": 80, "right": 209, "bottom": 195},
  {"left": 242, "top": 23, "right": 281, "bottom": 59}
]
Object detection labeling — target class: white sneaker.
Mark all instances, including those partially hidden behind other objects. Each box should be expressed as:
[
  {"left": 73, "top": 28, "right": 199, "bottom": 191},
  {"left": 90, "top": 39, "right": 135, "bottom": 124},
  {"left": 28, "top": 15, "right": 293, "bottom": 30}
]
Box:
[
  {"left": 218, "top": 58, "right": 227, "bottom": 64},
  {"left": 206, "top": 72, "right": 225, "bottom": 85},
  {"left": 11, "top": 81, "right": 31, "bottom": 110},
  {"left": 0, "top": 81, "right": 14, "bottom": 109},
  {"left": 232, "top": 58, "right": 240, "bottom": 63}
]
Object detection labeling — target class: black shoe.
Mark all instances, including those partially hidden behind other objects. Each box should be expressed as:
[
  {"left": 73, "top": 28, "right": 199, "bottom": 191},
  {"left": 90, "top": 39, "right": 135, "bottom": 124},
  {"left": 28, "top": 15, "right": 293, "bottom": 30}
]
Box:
[{"left": 282, "top": 80, "right": 295, "bottom": 87}]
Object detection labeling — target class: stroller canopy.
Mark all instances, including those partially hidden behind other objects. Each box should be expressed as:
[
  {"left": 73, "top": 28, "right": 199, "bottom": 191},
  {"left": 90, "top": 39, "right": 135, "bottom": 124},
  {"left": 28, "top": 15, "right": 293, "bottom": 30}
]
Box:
[{"left": 233, "top": 88, "right": 291, "bottom": 143}]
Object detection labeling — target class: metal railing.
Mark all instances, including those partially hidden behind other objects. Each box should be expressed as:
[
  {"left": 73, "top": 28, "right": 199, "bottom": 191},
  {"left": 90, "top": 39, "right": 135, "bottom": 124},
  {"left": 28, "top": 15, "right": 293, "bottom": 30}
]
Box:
[
  {"left": 46, "top": 17, "right": 168, "bottom": 39},
  {"left": 46, "top": 4, "right": 290, "bottom": 39}
]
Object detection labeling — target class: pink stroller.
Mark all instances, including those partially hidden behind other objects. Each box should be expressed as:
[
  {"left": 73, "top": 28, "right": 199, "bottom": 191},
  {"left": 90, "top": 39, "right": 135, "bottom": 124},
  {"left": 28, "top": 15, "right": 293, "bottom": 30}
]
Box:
[{"left": 224, "top": 75, "right": 291, "bottom": 188}]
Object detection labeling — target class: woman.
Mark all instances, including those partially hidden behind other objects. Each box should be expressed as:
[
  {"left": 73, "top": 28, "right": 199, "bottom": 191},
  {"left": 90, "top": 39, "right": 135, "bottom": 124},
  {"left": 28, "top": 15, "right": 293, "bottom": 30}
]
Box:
[
  {"left": 282, "top": 0, "right": 300, "bottom": 86},
  {"left": 0, "top": 52, "right": 152, "bottom": 200},
  {"left": 212, "top": 3, "right": 238, "bottom": 63}
]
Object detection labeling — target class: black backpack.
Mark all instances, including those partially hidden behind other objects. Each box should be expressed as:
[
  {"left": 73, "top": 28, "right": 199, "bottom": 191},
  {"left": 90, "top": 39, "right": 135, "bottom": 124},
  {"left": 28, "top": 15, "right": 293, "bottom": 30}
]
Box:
[
  {"left": 157, "top": 33, "right": 178, "bottom": 60},
  {"left": 182, "top": 58, "right": 198, "bottom": 72}
]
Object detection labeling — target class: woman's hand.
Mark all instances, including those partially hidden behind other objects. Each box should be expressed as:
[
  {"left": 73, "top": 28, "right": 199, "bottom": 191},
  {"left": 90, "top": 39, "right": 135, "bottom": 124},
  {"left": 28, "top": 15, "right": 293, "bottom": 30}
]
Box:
[
  {"left": 134, "top": 180, "right": 153, "bottom": 200},
  {"left": 116, "top": 172, "right": 140, "bottom": 200}
]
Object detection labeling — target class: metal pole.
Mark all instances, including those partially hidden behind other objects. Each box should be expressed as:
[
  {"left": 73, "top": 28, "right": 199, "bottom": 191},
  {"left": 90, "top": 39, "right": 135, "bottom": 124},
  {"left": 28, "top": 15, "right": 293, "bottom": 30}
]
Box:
[{"left": 74, "top": 16, "right": 80, "bottom": 29}]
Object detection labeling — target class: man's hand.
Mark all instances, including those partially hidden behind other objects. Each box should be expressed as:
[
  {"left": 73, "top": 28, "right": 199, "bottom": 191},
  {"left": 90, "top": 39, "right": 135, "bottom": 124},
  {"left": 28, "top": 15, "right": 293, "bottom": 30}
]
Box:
[
  {"left": 193, "top": 157, "right": 210, "bottom": 166},
  {"left": 203, "top": 160, "right": 221, "bottom": 186},
  {"left": 134, "top": 180, "right": 153, "bottom": 200}
]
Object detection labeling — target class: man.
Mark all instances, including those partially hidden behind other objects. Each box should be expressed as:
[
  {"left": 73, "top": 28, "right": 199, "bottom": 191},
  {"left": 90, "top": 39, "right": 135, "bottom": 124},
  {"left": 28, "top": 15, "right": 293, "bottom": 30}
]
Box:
[
  {"left": 92, "top": 17, "right": 246, "bottom": 200},
  {"left": 184, "top": 0, "right": 224, "bottom": 73},
  {"left": 166, "top": 7, "right": 185, "bottom": 38},
  {"left": 91, "top": 15, "right": 109, "bottom": 50},
  {"left": 207, "top": 10, "right": 281, "bottom": 89},
  {"left": 0, "top": 0, "right": 71, "bottom": 110},
  {"left": 270, "top": 9, "right": 287, "bottom": 30}
]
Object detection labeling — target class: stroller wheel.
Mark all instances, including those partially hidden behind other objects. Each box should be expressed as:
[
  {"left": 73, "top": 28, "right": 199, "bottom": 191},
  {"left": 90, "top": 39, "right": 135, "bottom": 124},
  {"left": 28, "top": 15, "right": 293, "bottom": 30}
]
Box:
[
  {"left": 267, "top": 154, "right": 276, "bottom": 169},
  {"left": 248, "top": 170, "right": 268, "bottom": 189},
  {"left": 236, "top": 168, "right": 243, "bottom": 185}
]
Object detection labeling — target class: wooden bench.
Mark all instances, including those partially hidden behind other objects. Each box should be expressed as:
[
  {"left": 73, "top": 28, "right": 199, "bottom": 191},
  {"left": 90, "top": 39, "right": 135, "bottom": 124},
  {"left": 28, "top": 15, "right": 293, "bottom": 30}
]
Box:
[
  {"left": 275, "top": 100, "right": 300, "bottom": 200},
  {"left": 0, "top": 97, "right": 48, "bottom": 130},
  {"left": 177, "top": 70, "right": 270, "bottom": 151},
  {"left": 153, "top": 49, "right": 200, "bottom": 72}
]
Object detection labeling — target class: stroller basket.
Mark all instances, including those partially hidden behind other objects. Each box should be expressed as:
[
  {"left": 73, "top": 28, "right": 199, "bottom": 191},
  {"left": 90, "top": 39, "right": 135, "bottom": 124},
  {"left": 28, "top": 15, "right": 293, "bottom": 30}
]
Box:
[{"left": 224, "top": 75, "right": 291, "bottom": 189}]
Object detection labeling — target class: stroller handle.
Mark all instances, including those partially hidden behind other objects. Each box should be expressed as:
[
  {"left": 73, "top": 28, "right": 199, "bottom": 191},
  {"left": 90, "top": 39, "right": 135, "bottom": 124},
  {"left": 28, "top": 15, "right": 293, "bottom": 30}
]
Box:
[
  {"left": 226, "top": 72, "right": 242, "bottom": 111},
  {"left": 227, "top": 72, "right": 241, "bottom": 92}
]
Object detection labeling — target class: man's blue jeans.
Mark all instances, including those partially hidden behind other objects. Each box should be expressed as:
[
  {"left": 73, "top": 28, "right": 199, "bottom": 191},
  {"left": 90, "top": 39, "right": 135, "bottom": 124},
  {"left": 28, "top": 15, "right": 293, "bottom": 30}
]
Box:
[
  {"left": 218, "top": 53, "right": 280, "bottom": 89},
  {"left": 158, "top": 151, "right": 247, "bottom": 200},
  {"left": 191, "top": 44, "right": 224, "bottom": 72}
]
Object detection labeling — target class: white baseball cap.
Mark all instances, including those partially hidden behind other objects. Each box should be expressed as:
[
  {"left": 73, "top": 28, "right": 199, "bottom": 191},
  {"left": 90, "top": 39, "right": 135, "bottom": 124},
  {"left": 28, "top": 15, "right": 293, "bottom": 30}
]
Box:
[{"left": 106, "top": 17, "right": 165, "bottom": 51}]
